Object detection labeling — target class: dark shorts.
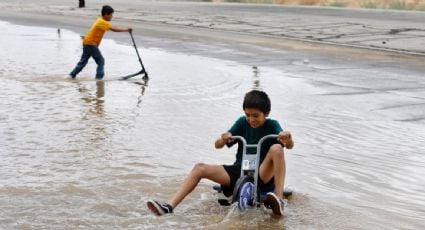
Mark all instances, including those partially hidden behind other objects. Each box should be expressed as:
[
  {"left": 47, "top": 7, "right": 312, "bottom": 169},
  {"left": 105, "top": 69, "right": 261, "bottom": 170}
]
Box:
[{"left": 221, "top": 164, "right": 275, "bottom": 197}]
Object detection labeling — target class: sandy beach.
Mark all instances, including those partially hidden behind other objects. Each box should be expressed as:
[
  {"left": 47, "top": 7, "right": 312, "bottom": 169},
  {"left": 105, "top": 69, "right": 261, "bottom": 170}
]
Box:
[{"left": 1, "top": 1, "right": 424, "bottom": 229}]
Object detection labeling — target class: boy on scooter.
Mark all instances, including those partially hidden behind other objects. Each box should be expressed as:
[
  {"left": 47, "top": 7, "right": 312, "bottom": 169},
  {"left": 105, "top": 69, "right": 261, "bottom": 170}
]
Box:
[{"left": 69, "top": 5, "right": 132, "bottom": 80}]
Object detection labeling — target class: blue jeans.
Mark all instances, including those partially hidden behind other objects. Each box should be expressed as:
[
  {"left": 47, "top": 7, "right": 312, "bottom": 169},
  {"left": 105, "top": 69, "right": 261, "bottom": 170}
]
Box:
[{"left": 70, "top": 45, "right": 105, "bottom": 79}]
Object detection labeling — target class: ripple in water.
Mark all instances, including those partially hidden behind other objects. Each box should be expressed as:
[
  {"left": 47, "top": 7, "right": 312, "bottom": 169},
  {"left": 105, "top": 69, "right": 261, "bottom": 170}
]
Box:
[{"left": 0, "top": 20, "right": 424, "bottom": 229}]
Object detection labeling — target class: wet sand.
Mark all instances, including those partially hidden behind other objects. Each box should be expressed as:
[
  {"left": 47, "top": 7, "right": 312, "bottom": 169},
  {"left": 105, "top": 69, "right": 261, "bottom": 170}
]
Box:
[{"left": 1, "top": 1, "right": 425, "bottom": 229}]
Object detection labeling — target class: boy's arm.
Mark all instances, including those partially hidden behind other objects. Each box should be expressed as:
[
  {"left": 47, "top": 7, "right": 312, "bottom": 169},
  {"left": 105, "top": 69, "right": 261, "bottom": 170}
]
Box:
[
  {"left": 214, "top": 132, "right": 232, "bottom": 149},
  {"left": 278, "top": 131, "right": 294, "bottom": 149},
  {"left": 110, "top": 26, "right": 132, "bottom": 33}
]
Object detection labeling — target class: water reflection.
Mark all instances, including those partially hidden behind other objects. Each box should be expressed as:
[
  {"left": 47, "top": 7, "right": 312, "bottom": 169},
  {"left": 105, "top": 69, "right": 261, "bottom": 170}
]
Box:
[
  {"left": 94, "top": 81, "right": 105, "bottom": 116},
  {"left": 76, "top": 80, "right": 110, "bottom": 152},
  {"left": 132, "top": 77, "right": 149, "bottom": 107},
  {"left": 79, "top": 81, "right": 105, "bottom": 117},
  {"left": 1, "top": 20, "right": 425, "bottom": 230},
  {"left": 252, "top": 65, "right": 261, "bottom": 90}
]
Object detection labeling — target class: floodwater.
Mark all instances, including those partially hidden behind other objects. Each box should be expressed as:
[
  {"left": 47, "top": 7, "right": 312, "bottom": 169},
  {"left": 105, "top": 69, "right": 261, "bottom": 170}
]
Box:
[{"left": 0, "top": 20, "right": 424, "bottom": 229}]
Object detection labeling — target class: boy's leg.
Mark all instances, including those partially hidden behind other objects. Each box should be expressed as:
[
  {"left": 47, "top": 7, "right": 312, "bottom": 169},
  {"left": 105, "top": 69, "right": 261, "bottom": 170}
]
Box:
[
  {"left": 70, "top": 45, "right": 91, "bottom": 77},
  {"left": 91, "top": 47, "right": 105, "bottom": 79},
  {"left": 169, "top": 164, "right": 231, "bottom": 208},
  {"left": 258, "top": 144, "right": 285, "bottom": 199}
]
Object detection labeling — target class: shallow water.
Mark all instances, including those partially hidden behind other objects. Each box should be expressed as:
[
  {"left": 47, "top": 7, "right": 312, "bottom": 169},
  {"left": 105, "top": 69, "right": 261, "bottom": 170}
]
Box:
[{"left": 0, "top": 20, "right": 424, "bottom": 229}]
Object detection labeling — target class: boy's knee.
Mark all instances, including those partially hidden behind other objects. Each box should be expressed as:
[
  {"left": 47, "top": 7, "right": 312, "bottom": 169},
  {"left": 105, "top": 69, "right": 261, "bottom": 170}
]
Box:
[
  {"left": 192, "top": 163, "right": 207, "bottom": 175},
  {"left": 269, "top": 144, "right": 284, "bottom": 158},
  {"left": 270, "top": 144, "right": 283, "bottom": 152}
]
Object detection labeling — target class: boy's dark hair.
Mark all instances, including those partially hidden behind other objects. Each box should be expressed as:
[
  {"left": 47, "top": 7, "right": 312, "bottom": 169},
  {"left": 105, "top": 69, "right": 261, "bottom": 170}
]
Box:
[
  {"left": 243, "top": 90, "right": 271, "bottom": 114},
  {"left": 101, "top": 5, "right": 114, "bottom": 16}
]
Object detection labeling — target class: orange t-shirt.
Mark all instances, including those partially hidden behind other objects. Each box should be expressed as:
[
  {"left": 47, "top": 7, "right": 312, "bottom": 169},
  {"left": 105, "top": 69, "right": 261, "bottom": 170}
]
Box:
[{"left": 83, "top": 17, "right": 112, "bottom": 46}]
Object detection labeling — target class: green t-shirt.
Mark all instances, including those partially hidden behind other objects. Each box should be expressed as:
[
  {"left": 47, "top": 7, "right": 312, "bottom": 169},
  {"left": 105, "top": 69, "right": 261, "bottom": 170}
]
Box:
[{"left": 227, "top": 116, "right": 283, "bottom": 166}]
